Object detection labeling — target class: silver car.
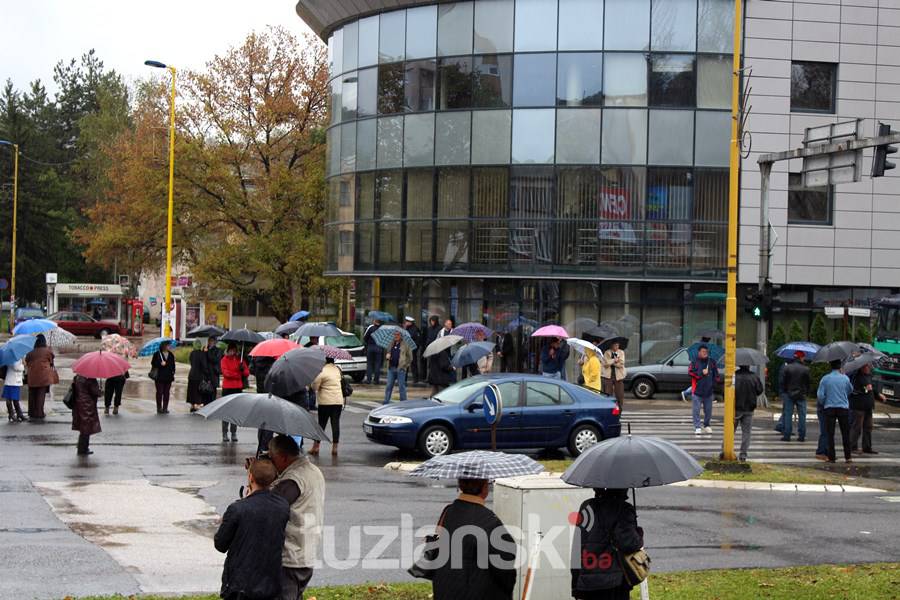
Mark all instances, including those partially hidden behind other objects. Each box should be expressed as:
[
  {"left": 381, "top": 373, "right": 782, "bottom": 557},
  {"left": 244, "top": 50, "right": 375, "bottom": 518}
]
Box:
[{"left": 294, "top": 328, "right": 367, "bottom": 382}]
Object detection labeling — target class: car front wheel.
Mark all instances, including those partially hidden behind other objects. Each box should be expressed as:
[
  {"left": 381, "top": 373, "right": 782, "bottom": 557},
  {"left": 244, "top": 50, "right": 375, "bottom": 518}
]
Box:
[
  {"left": 631, "top": 377, "right": 656, "bottom": 399},
  {"left": 568, "top": 423, "right": 601, "bottom": 457},
  {"left": 350, "top": 372, "right": 365, "bottom": 383},
  {"left": 418, "top": 425, "right": 453, "bottom": 458}
]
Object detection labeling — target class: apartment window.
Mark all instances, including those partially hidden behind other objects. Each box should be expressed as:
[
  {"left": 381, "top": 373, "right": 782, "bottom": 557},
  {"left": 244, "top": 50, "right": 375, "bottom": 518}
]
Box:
[
  {"left": 791, "top": 62, "right": 836, "bottom": 113},
  {"left": 788, "top": 173, "right": 832, "bottom": 224},
  {"left": 339, "top": 231, "right": 353, "bottom": 256}
]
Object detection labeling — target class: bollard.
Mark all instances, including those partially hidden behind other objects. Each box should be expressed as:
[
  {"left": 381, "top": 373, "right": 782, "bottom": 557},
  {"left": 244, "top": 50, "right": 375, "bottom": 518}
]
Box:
[{"left": 640, "top": 578, "right": 650, "bottom": 600}]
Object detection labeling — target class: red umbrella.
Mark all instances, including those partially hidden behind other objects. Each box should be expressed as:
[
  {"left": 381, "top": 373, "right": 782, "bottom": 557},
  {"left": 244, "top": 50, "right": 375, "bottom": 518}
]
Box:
[
  {"left": 71, "top": 351, "right": 130, "bottom": 379},
  {"left": 249, "top": 338, "right": 299, "bottom": 358},
  {"left": 321, "top": 345, "right": 352, "bottom": 360}
]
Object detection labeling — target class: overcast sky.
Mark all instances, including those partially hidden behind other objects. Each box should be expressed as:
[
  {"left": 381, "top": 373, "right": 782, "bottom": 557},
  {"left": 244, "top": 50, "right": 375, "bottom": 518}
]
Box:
[{"left": 0, "top": 0, "right": 317, "bottom": 94}]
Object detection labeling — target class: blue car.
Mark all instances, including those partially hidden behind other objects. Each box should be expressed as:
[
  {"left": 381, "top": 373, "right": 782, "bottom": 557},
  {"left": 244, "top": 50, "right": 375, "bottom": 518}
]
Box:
[{"left": 364, "top": 374, "right": 621, "bottom": 458}]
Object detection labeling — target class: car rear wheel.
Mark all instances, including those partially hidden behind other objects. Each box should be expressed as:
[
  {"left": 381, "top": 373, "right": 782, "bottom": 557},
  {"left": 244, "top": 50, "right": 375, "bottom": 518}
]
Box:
[
  {"left": 350, "top": 372, "right": 365, "bottom": 383},
  {"left": 632, "top": 377, "right": 655, "bottom": 400},
  {"left": 568, "top": 423, "right": 601, "bottom": 457},
  {"left": 418, "top": 425, "right": 453, "bottom": 458}
]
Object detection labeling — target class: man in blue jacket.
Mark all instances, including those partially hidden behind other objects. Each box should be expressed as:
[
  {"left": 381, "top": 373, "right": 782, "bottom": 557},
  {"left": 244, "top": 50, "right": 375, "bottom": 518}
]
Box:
[
  {"left": 816, "top": 360, "right": 854, "bottom": 463},
  {"left": 689, "top": 345, "right": 718, "bottom": 435}
]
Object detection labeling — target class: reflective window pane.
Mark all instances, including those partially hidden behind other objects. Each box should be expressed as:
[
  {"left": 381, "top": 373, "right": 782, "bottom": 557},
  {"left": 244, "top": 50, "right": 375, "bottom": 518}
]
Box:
[
  {"left": 557, "top": 53, "right": 603, "bottom": 106},
  {"left": 330, "top": 78, "right": 342, "bottom": 124},
  {"left": 438, "top": 2, "right": 474, "bottom": 56},
  {"left": 697, "top": 55, "right": 731, "bottom": 109},
  {"left": 474, "top": 0, "right": 514, "bottom": 53},
  {"left": 358, "top": 16, "right": 380, "bottom": 67},
  {"left": 378, "top": 63, "right": 405, "bottom": 114},
  {"left": 379, "top": 10, "right": 406, "bottom": 63},
  {"left": 649, "top": 109, "right": 694, "bottom": 165},
  {"left": 472, "top": 110, "right": 512, "bottom": 164},
  {"left": 694, "top": 111, "right": 730, "bottom": 167},
  {"left": 649, "top": 54, "right": 695, "bottom": 107},
  {"left": 651, "top": 0, "right": 697, "bottom": 51},
  {"left": 340, "top": 122, "right": 356, "bottom": 173},
  {"left": 515, "top": 0, "right": 558, "bottom": 52},
  {"left": 405, "top": 60, "right": 437, "bottom": 112},
  {"left": 558, "top": 0, "right": 603, "bottom": 50},
  {"left": 438, "top": 57, "right": 473, "bottom": 109},
  {"left": 513, "top": 53, "right": 557, "bottom": 107},
  {"left": 436, "top": 111, "right": 472, "bottom": 165},
  {"left": 604, "top": 53, "right": 648, "bottom": 106},
  {"left": 788, "top": 173, "right": 832, "bottom": 224},
  {"left": 327, "top": 126, "right": 340, "bottom": 176},
  {"left": 341, "top": 72, "right": 357, "bottom": 121},
  {"left": 605, "top": 0, "right": 649, "bottom": 50},
  {"left": 791, "top": 61, "right": 837, "bottom": 113},
  {"left": 343, "top": 21, "right": 358, "bottom": 71},
  {"left": 356, "top": 118, "right": 377, "bottom": 171},
  {"left": 602, "top": 109, "right": 647, "bottom": 164},
  {"left": 328, "top": 35, "right": 336, "bottom": 78},
  {"left": 437, "top": 168, "right": 470, "bottom": 269},
  {"left": 406, "top": 5, "right": 437, "bottom": 59},
  {"left": 405, "top": 169, "right": 434, "bottom": 267},
  {"left": 333, "top": 28, "right": 344, "bottom": 75},
  {"left": 698, "top": 0, "right": 734, "bottom": 53},
  {"left": 404, "top": 113, "right": 435, "bottom": 167},
  {"left": 473, "top": 54, "right": 513, "bottom": 108},
  {"left": 378, "top": 171, "right": 403, "bottom": 219},
  {"left": 556, "top": 109, "right": 601, "bottom": 164},
  {"left": 357, "top": 67, "right": 378, "bottom": 117},
  {"left": 512, "top": 108, "right": 555, "bottom": 163},
  {"left": 376, "top": 116, "right": 403, "bottom": 168}
]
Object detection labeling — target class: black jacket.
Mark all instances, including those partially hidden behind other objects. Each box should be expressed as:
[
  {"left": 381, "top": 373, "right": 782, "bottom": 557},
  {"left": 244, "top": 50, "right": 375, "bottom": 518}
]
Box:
[
  {"left": 425, "top": 324, "right": 441, "bottom": 348},
  {"left": 405, "top": 324, "right": 422, "bottom": 349},
  {"left": 214, "top": 489, "right": 290, "bottom": 600},
  {"left": 188, "top": 349, "right": 209, "bottom": 382},
  {"left": 432, "top": 499, "right": 517, "bottom": 600},
  {"left": 150, "top": 350, "right": 177, "bottom": 384},
  {"left": 428, "top": 349, "right": 456, "bottom": 387},
  {"left": 250, "top": 357, "right": 275, "bottom": 394},
  {"left": 734, "top": 368, "right": 763, "bottom": 412},
  {"left": 781, "top": 360, "right": 811, "bottom": 400},
  {"left": 571, "top": 497, "right": 643, "bottom": 597}
]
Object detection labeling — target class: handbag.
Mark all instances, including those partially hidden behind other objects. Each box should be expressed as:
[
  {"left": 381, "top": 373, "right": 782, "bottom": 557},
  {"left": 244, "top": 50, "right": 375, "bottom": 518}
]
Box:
[
  {"left": 148, "top": 367, "right": 159, "bottom": 381},
  {"left": 62, "top": 384, "right": 75, "bottom": 410},
  {"left": 199, "top": 380, "right": 215, "bottom": 395},
  {"left": 609, "top": 505, "right": 651, "bottom": 587},
  {"left": 51, "top": 367, "right": 60, "bottom": 385},
  {"left": 407, "top": 505, "right": 449, "bottom": 580},
  {"left": 341, "top": 376, "right": 353, "bottom": 398}
]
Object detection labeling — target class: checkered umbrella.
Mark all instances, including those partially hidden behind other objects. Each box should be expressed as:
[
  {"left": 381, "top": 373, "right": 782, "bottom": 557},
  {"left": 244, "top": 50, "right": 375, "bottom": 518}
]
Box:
[
  {"left": 450, "top": 322, "right": 493, "bottom": 343},
  {"left": 321, "top": 345, "right": 352, "bottom": 360},
  {"left": 371, "top": 325, "right": 418, "bottom": 351},
  {"left": 408, "top": 451, "right": 545, "bottom": 480}
]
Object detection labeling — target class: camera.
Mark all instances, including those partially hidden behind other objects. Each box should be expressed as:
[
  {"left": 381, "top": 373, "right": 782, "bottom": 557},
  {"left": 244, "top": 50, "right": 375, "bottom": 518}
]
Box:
[{"left": 245, "top": 451, "right": 271, "bottom": 470}]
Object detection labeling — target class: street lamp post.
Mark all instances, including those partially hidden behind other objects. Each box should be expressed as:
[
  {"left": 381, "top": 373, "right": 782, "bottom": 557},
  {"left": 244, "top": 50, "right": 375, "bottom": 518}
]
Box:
[
  {"left": 0, "top": 140, "right": 18, "bottom": 332},
  {"left": 145, "top": 60, "right": 177, "bottom": 338}
]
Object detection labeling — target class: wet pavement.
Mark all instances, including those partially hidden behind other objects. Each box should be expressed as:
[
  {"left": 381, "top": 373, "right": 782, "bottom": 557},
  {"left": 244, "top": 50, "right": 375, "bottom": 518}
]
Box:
[{"left": 0, "top": 351, "right": 898, "bottom": 598}]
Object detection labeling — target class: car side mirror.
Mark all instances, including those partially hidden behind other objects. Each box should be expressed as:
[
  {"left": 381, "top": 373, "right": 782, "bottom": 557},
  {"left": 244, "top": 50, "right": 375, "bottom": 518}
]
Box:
[
  {"left": 468, "top": 402, "right": 483, "bottom": 412},
  {"left": 667, "top": 360, "right": 675, "bottom": 367}
]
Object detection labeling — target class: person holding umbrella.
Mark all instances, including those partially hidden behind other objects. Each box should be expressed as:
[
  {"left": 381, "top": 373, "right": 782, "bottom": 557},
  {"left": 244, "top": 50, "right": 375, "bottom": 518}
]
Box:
[
  {"left": 600, "top": 340, "right": 626, "bottom": 408},
  {"left": 423, "top": 316, "right": 441, "bottom": 381},
  {"left": 727, "top": 365, "right": 764, "bottom": 462},
  {"left": 151, "top": 340, "right": 176, "bottom": 414},
  {"left": 383, "top": 330, "right": 413, "bottom": 405},
  {"left": 309, "top": 356, "right": 345, "bottom": 456},
  {"left": 848, "top": 362, "right": 881, "bottom": 455},
  {"left": 24, "top": 334, "right": 55, "bottom": 421},
  {"left": 3, "top": 359, "right": 25, "bottom": 422},
  {"left": 816, "top": 360, "right": 854, "bottom": 463},
  {"left": 403, "top": 317, "right": 423, "bottom": 384},
  {"left": 541, "top": 337, "right": 567, "bottom": 379},
  {"left": 220, "top": 343, "right": 250, "bottom": 442},
  {"left": 187, "top": 340, "right": 211, "bottom": 412},
  {"left": 72, "top": 373, "right": 102, "bottom": 455},
  {"left": 780, "top": 351, "right": 811, "bottom": 442},
  {"left": 363, "top": 318, "right": 384, "bottom": 386},
  {"left": 251, "top": 354, "right": 277, "bottom": 455},
  {"left": 581, "top": 348, "right": 602, "bottom": 393},
  {"left": 688, "top": 344, "right": 718, "bottom": 435}
]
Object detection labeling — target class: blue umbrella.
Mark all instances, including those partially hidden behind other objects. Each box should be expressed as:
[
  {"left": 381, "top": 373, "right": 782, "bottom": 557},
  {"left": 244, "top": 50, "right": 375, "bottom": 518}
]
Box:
[
  {"left": 12, "top": 319, "right": 58, "bottom": 335},
  {"left": 687, "top": 342, "right": 725, "bottom": 362},
  {"left": 289, "top": 310, "right": 311, "bottom": 322},
  {"left": 367, "top": 310, "right": 396, "bottom": 323},
  {"left": 0, "top": 335, "right": 37, "bottom": 366},
  {"left": 506, "top": 316, "right": 538, "bottom": 332},
  {"left": 451, "top": 341, "right": 496, "bottom": 368},
  {"left": 371, "top": 325, "right": 417, "bottom": 350},
  {"left": 139, "top": 337, "right": 178, "bottom": 357},
  {"left": 774, "top": 341, "right": 821, "bottom": 360}
]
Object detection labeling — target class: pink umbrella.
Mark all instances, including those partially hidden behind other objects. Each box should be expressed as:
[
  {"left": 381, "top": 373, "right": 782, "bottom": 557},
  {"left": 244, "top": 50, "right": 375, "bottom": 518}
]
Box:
[
  {"left": 531, "top": 325, "right": 570, "bottom": 338},
  {"left": 71, "top": 351, "right": 130, "bottom": 379},
  {"left": 321, "top": 345, "right": 352, "bottom": 360}
]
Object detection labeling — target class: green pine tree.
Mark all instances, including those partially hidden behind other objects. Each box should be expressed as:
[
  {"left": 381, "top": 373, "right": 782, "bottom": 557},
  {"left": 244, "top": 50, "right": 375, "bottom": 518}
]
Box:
[
  {"left": 854, "top": 322, "right": 873, "bottom": 345},
  {"left": 767, "top": 324, "right": 787, "bottom": 394},
  {"left": 788, "top": 319, "right": 806, "bottom": 342},
  {"left": 809, "top": 313, "right": 832, "bottom": 391}
]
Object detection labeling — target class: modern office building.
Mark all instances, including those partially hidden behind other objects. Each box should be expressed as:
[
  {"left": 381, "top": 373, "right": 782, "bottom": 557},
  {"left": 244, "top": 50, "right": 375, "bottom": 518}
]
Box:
[{"left": 297, "top": 0, "right": 900, "bottom": 368}]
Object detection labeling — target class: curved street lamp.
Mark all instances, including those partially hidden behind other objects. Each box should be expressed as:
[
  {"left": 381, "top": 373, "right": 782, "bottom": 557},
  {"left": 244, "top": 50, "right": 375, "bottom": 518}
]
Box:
[{"left": 0, "top": 140, "right": 18, "bottom": 331}]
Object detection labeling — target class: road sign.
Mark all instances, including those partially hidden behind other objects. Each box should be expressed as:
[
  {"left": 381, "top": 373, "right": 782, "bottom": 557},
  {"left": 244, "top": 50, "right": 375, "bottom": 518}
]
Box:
[
  {"left": 0, "top": 279, "right": 7, "bottom": 291},
  {"left": 483, "top": 384, "right": 502, "bottom": 425},
  {"left": 802, "top": 119, "right": 863, "bottom": 187},
  {"left": 45, "top": 273, "right": 57, "bottom": 284}
]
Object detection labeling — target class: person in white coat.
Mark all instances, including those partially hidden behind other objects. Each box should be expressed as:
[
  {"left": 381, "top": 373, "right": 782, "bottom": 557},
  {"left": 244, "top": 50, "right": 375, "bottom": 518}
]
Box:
[{"left": 3, "top": 359, "right": 26, "bottom": 422}]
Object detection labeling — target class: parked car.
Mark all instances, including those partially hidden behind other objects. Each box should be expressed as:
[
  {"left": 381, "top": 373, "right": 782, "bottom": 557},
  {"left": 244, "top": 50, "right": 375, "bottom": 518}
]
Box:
[
  {"left": 13, "top": 307, "right": 45, "bottom": 330},
  {"left": 624, "top": 347, "right": 724, "bottom": 399},
  {"left": 364, "top": 374, "right": 621, "bottom": 458},
  {"left": 294, "top": 327, "right": 367, "bottom": 382},
  {"left": 47, "top": 311, "right": 121, "bottom": 338}
]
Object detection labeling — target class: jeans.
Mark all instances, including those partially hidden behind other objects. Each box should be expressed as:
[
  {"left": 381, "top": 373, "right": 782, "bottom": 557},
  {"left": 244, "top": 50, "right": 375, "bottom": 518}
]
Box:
[
  {"left": 849, "top": 408, "right": 873, "bottom": 452},
  {"left": 781, "top": 393, "right": 807, "bottom": 441},
  {"left": 542, "top": 371, "right": 562, "bottom": 379},
  {"left": 280, "top": 566, "right": 313, "bottom": 600},
  {"left": 824, "top": 407, "right": 851, "bottom": 462},
  {"left": 383, "top": 367, "right": 407, "bottom": 404},
  {"left": 366, "top": 349, "right": 384, "bottom": 384},
  {"left": 692, "top": 394, "right": 713, "bottom": 429},
  {"left": 816, "top": 404, "right": 828, "bottom": 456},
  {"left": 733, "top": 411, "right": 753, "bottom": 460}
]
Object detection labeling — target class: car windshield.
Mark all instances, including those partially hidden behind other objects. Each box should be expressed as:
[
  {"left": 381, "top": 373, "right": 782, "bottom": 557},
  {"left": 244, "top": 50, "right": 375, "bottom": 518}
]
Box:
[
  {"left": 18, "top": 309, "right": 43, "bottom": 318},
  {"left": 433, "top": 376, "right": 491, "bottom": 405},
  {"left": 325, "top": 334, "right": 363, "bottom": 348},
  {"left": 47, "top": 312, "right": 64, "bottom": 320}
]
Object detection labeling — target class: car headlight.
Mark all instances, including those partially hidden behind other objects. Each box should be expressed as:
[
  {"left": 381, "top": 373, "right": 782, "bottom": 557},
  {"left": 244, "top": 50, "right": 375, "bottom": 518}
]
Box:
[{"left": 379, "top": 415, "right": 413, "bottom": 425}]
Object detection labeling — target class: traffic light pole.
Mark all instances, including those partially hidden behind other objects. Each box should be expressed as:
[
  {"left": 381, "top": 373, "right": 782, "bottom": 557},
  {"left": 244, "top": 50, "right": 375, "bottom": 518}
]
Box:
[{"left": 757, "top": 162, "right": 772, "bottom": 357}]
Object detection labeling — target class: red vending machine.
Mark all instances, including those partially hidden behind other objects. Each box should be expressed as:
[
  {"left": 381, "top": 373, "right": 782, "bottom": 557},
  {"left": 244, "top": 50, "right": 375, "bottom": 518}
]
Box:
[{"left": 123, "top": 299, "right": 144, "bottom": 336}]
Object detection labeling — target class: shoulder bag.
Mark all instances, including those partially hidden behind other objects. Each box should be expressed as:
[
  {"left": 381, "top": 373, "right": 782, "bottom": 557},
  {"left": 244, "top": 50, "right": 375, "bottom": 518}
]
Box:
[
  {"left": 407, "top": 505, "right": 449, "bottom": 580},
  {"left": 149, "top": 352, "right": 161, "bottom": 381},
  {"left": 609, "top": 506, "right": 651, "bottom": 587},
  {"left": 341, "top": 375, "right": 353, "bottom": 398},
  {"left": 62, "top": 383, "right": 76, "bottom": 410}
]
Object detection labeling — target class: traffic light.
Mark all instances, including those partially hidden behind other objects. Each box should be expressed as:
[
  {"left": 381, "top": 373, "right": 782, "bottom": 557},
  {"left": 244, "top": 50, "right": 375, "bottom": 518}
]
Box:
[
  {"left": 872, "top": 122, "right": 897, "bottom": 177},
  {"left": 768, "top": 283, "right": 783, "bottom": 316},
  {"left": 744, "top": 289, "right": 764, "bottom": 321}
]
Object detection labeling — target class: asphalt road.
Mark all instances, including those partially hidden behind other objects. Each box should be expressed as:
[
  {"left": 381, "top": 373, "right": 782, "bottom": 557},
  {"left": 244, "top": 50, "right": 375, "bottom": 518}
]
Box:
[{"left": 1, "top": 382, "right": 899, "bottom": 599}]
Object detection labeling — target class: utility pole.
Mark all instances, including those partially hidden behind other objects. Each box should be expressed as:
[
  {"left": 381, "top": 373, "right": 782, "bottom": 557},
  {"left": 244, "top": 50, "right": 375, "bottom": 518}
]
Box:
[{"left": 757, "top": 162, "right": 771, "bottom": 358}]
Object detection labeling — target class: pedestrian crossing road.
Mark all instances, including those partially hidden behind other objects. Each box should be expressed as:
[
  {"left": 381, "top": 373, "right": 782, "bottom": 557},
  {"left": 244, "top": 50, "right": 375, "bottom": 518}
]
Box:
[{"left": 346, "top": 400, "right": 900, "bottom": 465}]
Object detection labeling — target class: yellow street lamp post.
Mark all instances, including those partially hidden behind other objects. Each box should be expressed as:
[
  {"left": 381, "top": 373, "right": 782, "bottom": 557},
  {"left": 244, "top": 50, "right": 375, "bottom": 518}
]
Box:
[
  {"left": 0, "top": 140, "right": 18, "bottom": 331},
  {"left": 145, "top": 60, "right": 177, "bottom": 338}
]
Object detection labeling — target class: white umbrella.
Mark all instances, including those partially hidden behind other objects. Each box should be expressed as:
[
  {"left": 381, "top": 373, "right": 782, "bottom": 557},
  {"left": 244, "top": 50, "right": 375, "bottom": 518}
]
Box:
[
  {"left": 566, "top": 337, "right": 603, "bottom": 356},
  {"left": 423, "top": 335, "right": 464, "bottom": 358},
  {"left": 45, "top": 327, "right": 76, "bottom": 349}
]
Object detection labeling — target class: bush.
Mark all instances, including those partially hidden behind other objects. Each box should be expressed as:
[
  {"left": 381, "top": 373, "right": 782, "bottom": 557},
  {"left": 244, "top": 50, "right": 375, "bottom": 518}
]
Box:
[
  {"left": 767, "top": 324, "right": 787, "bottom": 394},
  {"left": 808, "top": 314, "right": 832, "bottom": 393},
  {"left": 854, "top": 322, "right": 873, "bottom": 345},
  {"left": 788, "top": 319, "right": 806, "bottom": 343}
]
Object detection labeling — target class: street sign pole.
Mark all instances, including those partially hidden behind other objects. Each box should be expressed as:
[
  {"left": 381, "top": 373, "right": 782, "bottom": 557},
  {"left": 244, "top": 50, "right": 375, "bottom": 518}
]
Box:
[{"left": 483, "top": 384, "right": 502, "bottom": 451}]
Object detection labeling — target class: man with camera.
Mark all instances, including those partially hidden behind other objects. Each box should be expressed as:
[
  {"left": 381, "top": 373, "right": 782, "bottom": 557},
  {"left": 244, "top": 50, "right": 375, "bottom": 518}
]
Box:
[
  {"left": 214, "top": 459, "right": 290, "bottom": 600},
  {"left": 268, "top": 435, "right": 325, "bottom": 600}
]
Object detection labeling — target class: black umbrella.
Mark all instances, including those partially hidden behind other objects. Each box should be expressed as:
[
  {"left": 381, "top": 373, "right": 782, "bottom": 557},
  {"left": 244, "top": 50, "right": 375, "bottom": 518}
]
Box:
[
  {"left": 842, "top": 352, "right": 881, "bottom": 375},
  {"left": 812, "top": 341, "right": 859, "bottom": 363},
  {"left": 599, "top": 336, "right": 629, "bottom": 352},
  {"left": 562, "top": 434, "right": 702, "bottom": 489},
  {"left": 265, "top": 347, "right": 326, "bottom": 398},
  {"left": 584, "top": 325, "right": 618, "bottom": 341},
  {"left": 735, "top": 347, "right": 768, "bottom": 367},
  {"left": 275, "top": 321, "right": 301, "bottom": 336},
  {"left": 197, "top": 393, "right": 329, "bottom": 441},
  {"left": 294, "top": 322, "right": 342, "bottom": 338},
  {"left": 186, "top": 325, "right": 225, "bottom": 338},
  {"left": 221, "top": 327, "right": 265, "bottom": 345}
]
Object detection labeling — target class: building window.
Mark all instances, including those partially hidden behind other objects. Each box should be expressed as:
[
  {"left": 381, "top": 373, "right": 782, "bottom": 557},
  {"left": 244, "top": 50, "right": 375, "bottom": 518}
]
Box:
[
  {"left": 649, "top": 54, "right": 696, "bottom": 107},
  {"left": 473, "top": 54, "right": 513, "bottom": 108},
  {"left": 791, "top": 62, "right": 837, "bottom": 113},
  {"left": 406, "top": 5, "right": 437, "bottom": 59},
  {"left": 474, "top": 0, "right": 514, "bottom": 53},
  {"left": 788, "top": 173, "right": 833, "bottom": 225},
  {"left": 557, "top": 53, "right": 604, "bottom": 107},
  {"left": 438, "top": 57, "right": 473, "bottom": 109},
  {"left": 339, "top": 231, "right": 353, "bottom": 256},
  {"left": 405, "top": 60, "right": 437, "bottom": 112},
  {"left": 377, "top": 63, "right": 405, "bottom": 114},
  {"left": 379, "top": 10, "right": 406, "bottom": 63},
  {"left": 513, "top": 53, "right": 557, "bottom": 107},
  {"left": 438, "top": 2, "right": 474, "bottom": 57}
]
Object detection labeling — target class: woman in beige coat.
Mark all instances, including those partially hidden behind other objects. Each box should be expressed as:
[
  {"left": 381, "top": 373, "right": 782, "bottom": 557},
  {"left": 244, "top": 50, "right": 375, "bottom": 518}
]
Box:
[
  {"left": 309, "top": 357, "right": 345, "bottom": 456},
  {"left": 601, "top": 341, "right": 627, "bottom": 409}
]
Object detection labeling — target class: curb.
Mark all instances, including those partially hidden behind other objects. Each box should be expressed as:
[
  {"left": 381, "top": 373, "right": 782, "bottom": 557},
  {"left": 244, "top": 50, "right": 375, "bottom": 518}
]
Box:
[{"left": 773, "top": 412, "right": 894, "bottom": 421}]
